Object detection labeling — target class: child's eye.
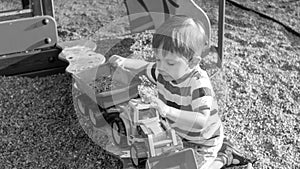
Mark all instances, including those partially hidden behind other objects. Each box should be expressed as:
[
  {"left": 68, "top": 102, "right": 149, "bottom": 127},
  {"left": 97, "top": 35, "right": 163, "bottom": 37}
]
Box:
[{"left": 167, "top": 62, "right": 175, "bottom": 66}]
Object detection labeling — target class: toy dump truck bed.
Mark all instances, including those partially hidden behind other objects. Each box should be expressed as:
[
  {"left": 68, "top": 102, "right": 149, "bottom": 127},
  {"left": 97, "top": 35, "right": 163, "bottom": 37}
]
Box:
[{"left": 73, "top": 63, "right": 140, "bottom": 109}]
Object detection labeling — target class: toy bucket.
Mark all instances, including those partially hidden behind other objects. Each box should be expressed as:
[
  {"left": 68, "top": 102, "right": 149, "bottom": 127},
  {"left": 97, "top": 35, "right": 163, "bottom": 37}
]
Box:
[{"left": 146, "top": 148, "right": 197, "bottom": 169}]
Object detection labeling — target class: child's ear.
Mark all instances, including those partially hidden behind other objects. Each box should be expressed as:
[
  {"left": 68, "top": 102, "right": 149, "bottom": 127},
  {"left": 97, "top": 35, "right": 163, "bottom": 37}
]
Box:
[{"left": 189, "top": 56, "right": 201, "bottom": 68}]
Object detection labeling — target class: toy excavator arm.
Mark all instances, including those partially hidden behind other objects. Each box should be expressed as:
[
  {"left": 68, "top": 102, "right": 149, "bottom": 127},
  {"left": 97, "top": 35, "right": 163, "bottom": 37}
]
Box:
[{"left": 139, "top": 124, "right": 151, "bottom": 135}]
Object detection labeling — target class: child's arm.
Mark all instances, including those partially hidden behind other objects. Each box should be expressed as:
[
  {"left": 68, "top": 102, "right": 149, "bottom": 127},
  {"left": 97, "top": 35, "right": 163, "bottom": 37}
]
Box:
[
  {"left": 165, "top": 104, "right": 210, "bottom": 130},
  {"left": 151, "top": 96, "right": 212, "bottom": 130},
  {"left": 108, "top": 55, "right": 149, "bottom": 76}
]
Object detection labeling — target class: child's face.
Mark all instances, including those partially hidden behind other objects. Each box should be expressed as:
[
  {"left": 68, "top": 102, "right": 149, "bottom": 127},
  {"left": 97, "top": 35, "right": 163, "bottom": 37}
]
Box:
[{"left": 155, "top": 48, "right": 193, "bottom": 81}]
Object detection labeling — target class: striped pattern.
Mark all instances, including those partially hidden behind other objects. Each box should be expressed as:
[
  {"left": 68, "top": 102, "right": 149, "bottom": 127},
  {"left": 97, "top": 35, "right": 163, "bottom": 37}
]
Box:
[{"left": 146, "top": 63, "right": 222, "bottom": 146}]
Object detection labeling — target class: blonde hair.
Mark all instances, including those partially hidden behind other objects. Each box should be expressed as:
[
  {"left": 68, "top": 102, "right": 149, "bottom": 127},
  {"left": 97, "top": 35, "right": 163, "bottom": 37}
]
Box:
[{"left": 152, "top": 15, "right": 207, "bottom": 61}]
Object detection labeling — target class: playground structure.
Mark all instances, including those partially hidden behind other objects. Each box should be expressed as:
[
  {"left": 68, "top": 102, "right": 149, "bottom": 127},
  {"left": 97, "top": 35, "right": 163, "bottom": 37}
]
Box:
[
  {"left": 0, "top": 0, "right": 226, "bottom": 168},
  {"left": 0, "top": 0, "right": 225, "bottom": 77},
  {"left": 0, "top": 0, "right": 68, "bottom": 76}
]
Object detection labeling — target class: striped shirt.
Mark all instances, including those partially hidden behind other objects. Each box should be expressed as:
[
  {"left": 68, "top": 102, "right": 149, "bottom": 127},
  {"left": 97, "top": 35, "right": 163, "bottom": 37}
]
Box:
[{"left": 146, "top": 62, "right": 222, "bottom": 146}]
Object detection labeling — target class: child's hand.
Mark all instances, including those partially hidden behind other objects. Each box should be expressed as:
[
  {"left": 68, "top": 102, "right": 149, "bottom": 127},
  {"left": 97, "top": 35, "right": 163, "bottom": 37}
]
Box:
[
  {"left": 108, "top": 55, "right": 126, "bottom": 68},
  {"left": 150, "top": 96, "right": 168, "bottom": 117}
]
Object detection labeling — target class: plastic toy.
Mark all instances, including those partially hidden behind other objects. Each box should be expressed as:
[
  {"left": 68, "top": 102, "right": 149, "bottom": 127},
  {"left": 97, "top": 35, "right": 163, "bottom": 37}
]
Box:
[
  {"left": 145, "top": 148, "right": 197, "bottom": 169},
  {"left": 111, "top": 98, "right": 183, "bottom": 167}
]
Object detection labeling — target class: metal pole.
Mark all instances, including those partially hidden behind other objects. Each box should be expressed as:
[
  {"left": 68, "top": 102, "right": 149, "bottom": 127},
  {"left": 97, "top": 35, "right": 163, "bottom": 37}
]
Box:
[
  {"left": 217, "top": 0, "right": 225, "bottom": 68},
  {"left": 42, "top": 0, "right": 55, "bottom": 17}
]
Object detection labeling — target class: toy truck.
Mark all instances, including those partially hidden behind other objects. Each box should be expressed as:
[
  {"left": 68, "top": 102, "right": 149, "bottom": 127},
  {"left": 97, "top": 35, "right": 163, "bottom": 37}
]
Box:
[{"left": 111, "top": 98, "right": 183, "bottom": 168}]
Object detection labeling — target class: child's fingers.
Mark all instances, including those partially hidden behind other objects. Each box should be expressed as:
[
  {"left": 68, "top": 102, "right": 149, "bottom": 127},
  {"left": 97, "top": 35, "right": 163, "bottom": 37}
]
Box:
[
  {"left": 108, "top": 55, "right": 118, "bottom": 62},
  {"left": 149, "top": 96, "right": 158, "bottom": 103},
  {"left": 108, "top": 55, "right": 121, "bottom": 63},
  {"left": 108, "top": 55, "right": 125, "bottom": 67},
  {"left": 149, "top": 102, "right": 158, "bottom": 108},
  {"left": 149, "top": 102, "right": 166, "bottom": 117}
]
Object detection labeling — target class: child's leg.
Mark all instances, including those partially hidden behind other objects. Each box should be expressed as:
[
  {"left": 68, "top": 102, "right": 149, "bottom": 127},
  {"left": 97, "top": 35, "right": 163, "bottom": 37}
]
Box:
[
  {"left": 182, "top": 131, "right": 224, "bottom": 169},
  {"left": 212, "top": 138, "right": 256, "bottom": 168}
]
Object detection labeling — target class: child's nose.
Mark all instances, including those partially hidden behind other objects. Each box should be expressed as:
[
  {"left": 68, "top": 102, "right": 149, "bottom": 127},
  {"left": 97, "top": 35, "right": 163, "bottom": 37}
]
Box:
[
  {"left": 157, "top": 66, "right": 165, "bottom": 74},
  {"left": 157, "top": 62, "right": 166, "bottom": 70},
  {"left": 156, "top": 62, "right": 162, "bottom": 69}
]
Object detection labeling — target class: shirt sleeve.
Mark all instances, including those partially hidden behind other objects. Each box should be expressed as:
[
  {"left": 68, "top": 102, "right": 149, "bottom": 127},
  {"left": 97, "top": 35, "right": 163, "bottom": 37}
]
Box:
[
  {"left": 190, "top": 76, "right": 214, "bottom": 113},
  {"left": 145, "top": 62, "right": 158, "bottom": 83},
  {"left": 192, "top": 87, "right": 212, "bottom": 106}
]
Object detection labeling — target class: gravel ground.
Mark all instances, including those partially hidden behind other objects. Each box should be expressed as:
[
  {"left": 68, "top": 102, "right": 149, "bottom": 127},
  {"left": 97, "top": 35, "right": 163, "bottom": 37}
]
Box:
[{"left": 1, "top": 0, "right": 300, "bottom": 169}]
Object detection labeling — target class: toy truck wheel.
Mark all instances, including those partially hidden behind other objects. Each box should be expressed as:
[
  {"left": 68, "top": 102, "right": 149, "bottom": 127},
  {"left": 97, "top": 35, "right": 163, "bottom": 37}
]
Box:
[
  {"left": 75, "top": 96, "right": 88, "bottom": 116},
  {"left": 111, "top": 118, "right": 127, "bottom": 147},
  {"left": 87, "top": 106, "right": 107, "bottom": 128},
  {"left": 130, "top": 143, "right": 148, "bottom": 168}
]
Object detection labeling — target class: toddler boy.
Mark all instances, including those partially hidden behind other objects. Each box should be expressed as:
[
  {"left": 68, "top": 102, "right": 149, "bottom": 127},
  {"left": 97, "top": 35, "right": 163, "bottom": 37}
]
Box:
[{"left": 109, "top": 15, "right": 252, "bottom": 169}]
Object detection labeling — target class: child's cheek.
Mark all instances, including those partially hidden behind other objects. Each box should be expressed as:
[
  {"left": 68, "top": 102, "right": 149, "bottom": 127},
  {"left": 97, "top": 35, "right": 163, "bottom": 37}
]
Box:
[{"left": 177, "top": 68, "right": 186, "bottom": 77}]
